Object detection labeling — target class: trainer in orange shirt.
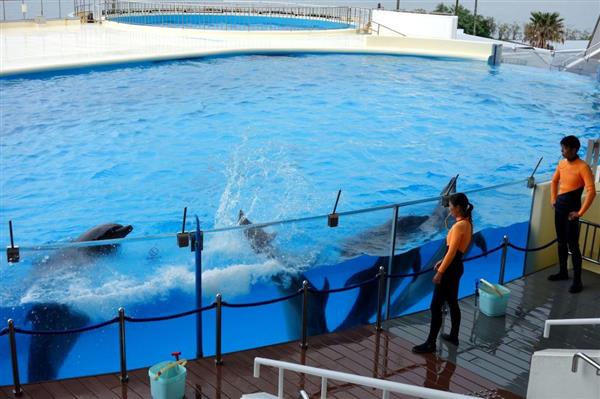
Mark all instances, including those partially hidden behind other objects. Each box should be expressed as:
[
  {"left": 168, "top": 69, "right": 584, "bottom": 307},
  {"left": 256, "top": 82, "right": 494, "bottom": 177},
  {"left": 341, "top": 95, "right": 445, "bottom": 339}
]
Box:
[
  {"left": 548, "top": 135, "right": 596, "bottom": 293},
  {"left": 413, "top": 193, "right": 473, "bottom": 353}
]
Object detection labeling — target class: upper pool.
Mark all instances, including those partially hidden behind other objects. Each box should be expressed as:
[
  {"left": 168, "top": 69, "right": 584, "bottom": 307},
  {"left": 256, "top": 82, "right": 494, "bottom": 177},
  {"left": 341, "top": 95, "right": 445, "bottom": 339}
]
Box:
[{"left": 109, "top": 14, "right": 355, "bottom": 30}]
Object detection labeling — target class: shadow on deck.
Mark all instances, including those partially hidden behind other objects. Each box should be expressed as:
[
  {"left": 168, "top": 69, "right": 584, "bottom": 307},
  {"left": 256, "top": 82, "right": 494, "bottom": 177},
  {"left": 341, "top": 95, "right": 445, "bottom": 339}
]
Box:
[{"left": 387, "top": 267, "right": 600, "bottom": 397}]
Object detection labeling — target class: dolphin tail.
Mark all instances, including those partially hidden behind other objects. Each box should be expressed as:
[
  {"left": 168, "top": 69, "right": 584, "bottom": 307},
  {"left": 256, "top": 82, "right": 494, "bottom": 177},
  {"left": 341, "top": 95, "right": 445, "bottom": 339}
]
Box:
[{"left": 309, "top": 277, "right": 330, "bottom": 335}]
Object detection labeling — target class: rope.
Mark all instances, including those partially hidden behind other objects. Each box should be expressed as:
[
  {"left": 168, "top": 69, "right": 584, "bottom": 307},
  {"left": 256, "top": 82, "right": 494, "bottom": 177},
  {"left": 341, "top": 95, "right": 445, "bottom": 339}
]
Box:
[
  {"left": 125, "top": 303, "right": 217, "bottom": 323},
  {"left": 463, "top": 243, "right": 505, "bottom": 261},
  {"left": 388, "top": 266, "right": 435, "bottom": 279},
  {"left": 222, "top": 290, "right": 303, "bottom": 308},
  {"left": 13, "top": 317, "right": 119, "bottom": 336},
  {"left": 309, "top": 275, "right": 379, "bottom": 294},
  {"left": 508, "top": 239, "right": 557, "bottom": 252}
]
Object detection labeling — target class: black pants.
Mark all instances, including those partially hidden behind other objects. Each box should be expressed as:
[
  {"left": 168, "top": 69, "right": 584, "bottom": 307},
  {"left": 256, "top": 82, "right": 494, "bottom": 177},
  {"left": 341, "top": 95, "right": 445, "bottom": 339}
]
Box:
[
  {"left": 555, "top": 210, "right": 582, "bottom": 284},
  {"left": 427, "top": 256, "right": 464, "bottom": 344}
]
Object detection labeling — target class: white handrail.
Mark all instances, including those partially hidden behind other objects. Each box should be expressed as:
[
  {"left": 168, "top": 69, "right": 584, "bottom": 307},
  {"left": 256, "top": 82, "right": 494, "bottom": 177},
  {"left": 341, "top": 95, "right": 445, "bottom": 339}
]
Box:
[
  {"left": 253, "top": 357, "right": 477, "bottom": 399},
  {"left": 565, "top": 46, "right": 600, "bottom": 70},
  {"left": 543, "top": 318, "right": 600, "bottom": 338}
]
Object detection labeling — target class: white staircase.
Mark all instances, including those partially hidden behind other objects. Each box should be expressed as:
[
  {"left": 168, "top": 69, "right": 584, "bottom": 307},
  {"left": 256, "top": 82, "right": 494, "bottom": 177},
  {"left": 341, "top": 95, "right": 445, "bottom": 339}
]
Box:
[{"left": 527, "top": 318, "right": 600, "bottom": 399}]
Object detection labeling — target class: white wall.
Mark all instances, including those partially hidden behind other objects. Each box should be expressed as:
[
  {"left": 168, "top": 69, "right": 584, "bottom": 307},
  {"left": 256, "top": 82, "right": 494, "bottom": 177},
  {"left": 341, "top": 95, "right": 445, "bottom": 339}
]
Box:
[
  {"left": 527, "top": 349, "right": 600, "bottom": 399},
  {"left": 371, "top": 10, "right": 457, "bottom": 39}
]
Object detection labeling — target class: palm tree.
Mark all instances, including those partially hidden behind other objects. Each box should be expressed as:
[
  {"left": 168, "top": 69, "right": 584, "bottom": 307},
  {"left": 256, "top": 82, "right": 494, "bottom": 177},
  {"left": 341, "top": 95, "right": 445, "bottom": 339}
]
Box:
[{"left": 524, "top": 12, "right": 565, "bottom": 49}]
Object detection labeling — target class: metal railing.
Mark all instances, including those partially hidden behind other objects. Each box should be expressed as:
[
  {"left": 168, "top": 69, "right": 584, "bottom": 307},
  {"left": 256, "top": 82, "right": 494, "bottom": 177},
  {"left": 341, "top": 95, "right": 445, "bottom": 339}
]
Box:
[
  {"left": 572, "top": 352, "right": 600, "bottom": 376},
  {"left": 252, "top": 357, "right": 476, "bottom": 399},
  {"left": 370, "top": 20, "right": 406, "bottom": 37},
  {"left": 71, "top": 0, "right": 372, "bottom": 32},
  {"left": 543, "top": 318, "right": 600, "bottom": 338},
  {"left": 1, "top": 0, "right": 75, "bottom": 21},
  {"left": 580, "top": 219, "right": 600, "bottom": 265}
]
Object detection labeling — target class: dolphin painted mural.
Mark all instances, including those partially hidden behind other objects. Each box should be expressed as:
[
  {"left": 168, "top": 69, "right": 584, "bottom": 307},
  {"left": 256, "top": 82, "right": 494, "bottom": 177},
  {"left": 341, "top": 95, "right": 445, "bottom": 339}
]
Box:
[
  {"left": 24, "top": 223, "right": 133, "bottom": 382},
  {"left": 238, "top": 210, "right": 330, "bottom": 337}
]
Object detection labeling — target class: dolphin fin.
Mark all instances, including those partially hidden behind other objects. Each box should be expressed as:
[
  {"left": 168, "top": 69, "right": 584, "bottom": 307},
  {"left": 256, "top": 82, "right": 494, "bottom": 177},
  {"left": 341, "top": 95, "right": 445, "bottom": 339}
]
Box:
[{"left": 473, "top": 231, "right": 488, "bottom": 254}]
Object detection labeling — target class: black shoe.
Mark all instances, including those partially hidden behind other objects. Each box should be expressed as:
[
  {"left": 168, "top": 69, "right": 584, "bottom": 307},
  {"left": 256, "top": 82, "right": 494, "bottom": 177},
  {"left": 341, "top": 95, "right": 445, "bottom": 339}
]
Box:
[
  {"left": 441, "top": 333, "right": 459, "bottom": 346},
  {"left": 548, "top": 273, "right": 569, "bottom": 281},
  {"left": 412, "top": 342, "right": 436, "bottom": 354},
  {"left": 569, "top": 283, "right": 583, "bottom": 294}
]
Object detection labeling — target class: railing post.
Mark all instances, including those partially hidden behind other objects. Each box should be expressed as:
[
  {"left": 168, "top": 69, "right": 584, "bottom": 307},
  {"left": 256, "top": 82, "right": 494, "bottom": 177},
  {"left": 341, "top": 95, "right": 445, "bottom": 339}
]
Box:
[
  {"left": 118, "top": 307, "right": 128, "bottom": 382},
  {"left": 499, "top": 235, "right": 508, "bottom": 285},
  {"left": 385, "top": 205, "right": 398, "bottom": 320},
  {"left": 215, "top": 293, "right": 223, "bottom": 365},
  {"left": 300, "top": 280, "right": 309, "bottom": 349},
  {"left": 8, "top": 319, "right": 23, "bottom": 397},
  {"left": 376, "top": 266, "right": 385, "bottom": 331}
]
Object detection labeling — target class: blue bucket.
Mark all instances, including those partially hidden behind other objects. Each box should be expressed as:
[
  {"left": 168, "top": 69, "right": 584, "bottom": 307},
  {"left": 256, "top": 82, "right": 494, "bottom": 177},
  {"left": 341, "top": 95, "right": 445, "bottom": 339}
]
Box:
[
  {"left": 148, "top": 361, "right": 187, "bottom": 399},
  {"left": 478, "top": 284, "right": 510, "bottom": 317}
]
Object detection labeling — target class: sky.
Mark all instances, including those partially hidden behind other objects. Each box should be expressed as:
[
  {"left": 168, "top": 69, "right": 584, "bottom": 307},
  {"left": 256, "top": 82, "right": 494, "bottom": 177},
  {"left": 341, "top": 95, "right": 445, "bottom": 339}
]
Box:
[{"left": 308, "top": 1, "right": 600, "bottom": 31}]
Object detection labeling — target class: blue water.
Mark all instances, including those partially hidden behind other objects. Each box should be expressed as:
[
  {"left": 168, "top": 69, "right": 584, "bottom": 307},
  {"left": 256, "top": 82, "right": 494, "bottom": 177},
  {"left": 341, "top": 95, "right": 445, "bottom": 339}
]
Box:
[
  {"left": 0, "top": 54, "right": 599, "bottom": 384},
  {"left": 110, "top": 14, "right": 354, "bottom": 30}
]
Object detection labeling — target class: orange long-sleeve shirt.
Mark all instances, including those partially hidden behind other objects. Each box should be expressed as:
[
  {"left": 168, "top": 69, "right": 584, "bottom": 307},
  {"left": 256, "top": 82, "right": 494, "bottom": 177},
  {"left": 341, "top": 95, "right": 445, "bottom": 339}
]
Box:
[
  {"left": 438, "top": 219, "right": 472, "bottom": 274},
  {"left": 551, "top": 158, "right": 596, "bottom": 217}
]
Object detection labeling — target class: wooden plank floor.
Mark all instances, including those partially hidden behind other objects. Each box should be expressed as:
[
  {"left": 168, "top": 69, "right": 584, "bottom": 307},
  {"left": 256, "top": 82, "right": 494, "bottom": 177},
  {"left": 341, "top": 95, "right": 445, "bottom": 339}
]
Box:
[
  {"left": 3, "top": 326, "right": 521, "bottom": 399},
  {"left": 387, "top": 268, "right": 600, "bottom": 398}
]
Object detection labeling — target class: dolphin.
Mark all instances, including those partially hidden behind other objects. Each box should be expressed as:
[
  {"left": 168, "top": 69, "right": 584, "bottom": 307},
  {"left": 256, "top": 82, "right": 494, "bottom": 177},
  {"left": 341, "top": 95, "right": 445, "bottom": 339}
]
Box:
[
  {"left": 74, "top": 223, "right": 134, "bottom": 253},
  {"left": 333, "top": 176, "right": 488, "bottom": 331},
  {"left": 340, "top": 175, "right": 458, "bottom": 258},
  {"left": 25, "top": 223, "right": 133, "bottom": 383},
  {"left": 237, "top": 210, "right": 330, "bottom": 336}
]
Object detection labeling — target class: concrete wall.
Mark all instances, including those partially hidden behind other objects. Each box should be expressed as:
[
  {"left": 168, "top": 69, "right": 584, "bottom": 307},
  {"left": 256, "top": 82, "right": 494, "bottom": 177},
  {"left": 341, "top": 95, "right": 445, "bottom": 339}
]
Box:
[
  {"left": 371, "top": 10, "right": 457, "bottom": 39},
  {"left": 365, "top": 36, "right": 495, "bottom": 61},
  {"left": 527, "top": 349, "right": 600, "bottom": 399},
  {"left": 525, "top": 180, "right": 600, "bottom": 275}
]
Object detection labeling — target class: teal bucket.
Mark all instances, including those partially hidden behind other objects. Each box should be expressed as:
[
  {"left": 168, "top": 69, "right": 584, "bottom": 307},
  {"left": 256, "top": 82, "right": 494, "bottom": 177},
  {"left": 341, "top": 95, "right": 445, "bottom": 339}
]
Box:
[
  {"left": 148, "top": 361, "right": 187, "bottom": 399},
  {"left": 478, "top": 284, "right": 510, "bottom": 317}
]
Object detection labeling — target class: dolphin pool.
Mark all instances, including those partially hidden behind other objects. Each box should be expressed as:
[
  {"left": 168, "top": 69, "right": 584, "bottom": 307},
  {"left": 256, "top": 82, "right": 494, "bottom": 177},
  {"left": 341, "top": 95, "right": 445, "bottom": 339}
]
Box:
[
  {"left": 109, "top": 14, "right": 355, "bottom": 30},
  {"left": 0, "top": 53, "right": 599, "bottom": 384}
]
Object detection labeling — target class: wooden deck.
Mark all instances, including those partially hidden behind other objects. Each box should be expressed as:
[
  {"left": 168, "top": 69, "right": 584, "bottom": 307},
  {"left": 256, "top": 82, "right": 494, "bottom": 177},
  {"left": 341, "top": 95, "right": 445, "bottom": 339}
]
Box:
[
  {"left": 3, "top": 267, "right": 599, "bottom": 398},
  {"left": 1, "top": 325, "right": 520, "bottom": 399},
  {"left": 387, "top": 267, "right": 600, "bottom": 398}
]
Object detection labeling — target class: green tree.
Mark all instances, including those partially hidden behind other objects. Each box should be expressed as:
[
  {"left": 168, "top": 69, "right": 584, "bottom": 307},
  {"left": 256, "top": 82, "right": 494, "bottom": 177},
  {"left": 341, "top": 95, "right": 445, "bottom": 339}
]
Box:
[
  {"left": 524, "top": 11, "right": 565, "bottom": 49},
  {"left": 434, "top": 3, "right": 496, "bottom": 38}
]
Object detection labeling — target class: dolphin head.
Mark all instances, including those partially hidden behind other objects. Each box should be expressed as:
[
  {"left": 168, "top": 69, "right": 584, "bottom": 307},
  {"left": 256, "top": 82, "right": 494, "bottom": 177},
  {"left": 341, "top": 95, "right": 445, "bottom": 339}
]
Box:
[
  {"left": 101, "top": 224, "right": 133, "bottom": 240},
  {"left": 75, "top": 223, "right": 133, "bottom": 242},
  {"left": 440, "top": 175, "right": 459, "bottom": 207}
]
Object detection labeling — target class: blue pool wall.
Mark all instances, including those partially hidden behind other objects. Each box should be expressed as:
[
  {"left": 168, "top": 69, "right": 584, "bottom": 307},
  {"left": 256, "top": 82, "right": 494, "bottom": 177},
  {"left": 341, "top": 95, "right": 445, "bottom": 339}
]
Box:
[{"left": 0, "top": 220, "right": 530, "bottom": 385}]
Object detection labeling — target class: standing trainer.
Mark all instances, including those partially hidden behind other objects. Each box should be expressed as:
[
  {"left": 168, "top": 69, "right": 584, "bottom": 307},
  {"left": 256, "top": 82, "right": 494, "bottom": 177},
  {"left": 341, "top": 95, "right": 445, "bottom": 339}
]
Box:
[{"left": 549, "top": 135, "right": 596, "bottom": 293}]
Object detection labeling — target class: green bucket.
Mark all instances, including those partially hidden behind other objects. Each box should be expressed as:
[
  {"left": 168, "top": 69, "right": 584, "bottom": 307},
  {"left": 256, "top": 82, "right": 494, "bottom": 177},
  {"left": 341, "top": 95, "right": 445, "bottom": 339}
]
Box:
[{"left": 148, "top": 360, "right": 187, "bottom": 399}]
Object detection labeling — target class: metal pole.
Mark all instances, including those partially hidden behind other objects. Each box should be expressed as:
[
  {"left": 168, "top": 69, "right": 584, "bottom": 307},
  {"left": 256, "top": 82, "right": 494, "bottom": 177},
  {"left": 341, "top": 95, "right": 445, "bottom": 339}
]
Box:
[
  {"left": 300, "top": 280, "right": 308, "bottom": 349},
  {"left": 454, "top": 0, "right": 459, "bottom": 15},
  {"left": 195, "top": 216, "right": 203, "bottom": 359},
  {"left": 118, "top": 307, "right": 128, "bottom": 382},
  {"left": 40, "top": 0, "right": 43, "bottom": 16},
  {"left": 395, "top": 0, "right": 399, "bottom": 11},
  {"left": 215, "top": 294, "right": 223, "bottom": 365},
  {"left": 385, "top": 206, "right": 398, "bottom": 320},
  {"left": 59, "top": 0, "right": 62, "bottom": 18},
  {"left": 499, "top": 235, "right": 508, "bottom": 285},
  {"left": 472, "top": 0, "right": 478, "bottom": 35},
  {"left": 8, "top": 319, "right": 23, "bottom": 396},
  {"left": 376, "top": 266, "right": 385, "bottom": 331}
]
